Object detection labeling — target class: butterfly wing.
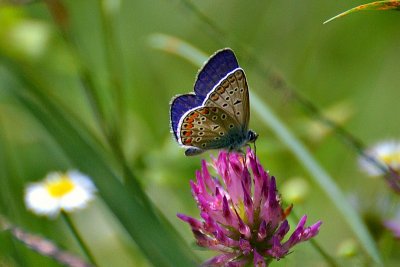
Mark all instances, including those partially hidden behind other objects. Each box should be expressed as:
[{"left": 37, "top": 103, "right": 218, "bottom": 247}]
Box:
[
  {"left": 171, "top": 48, "right": 253, "bottom": 156},
  {"left": 171, "top": 49, "right": 238, "bottom": 140},
  {"left": 194, "top": 49, "right": 239, "bottom": 99},
  {"left": 177, "top": 106, "right": 241, "bottom": 151},
  {"left": 170, "top": 94, "right": 203, "bottom": 140},
  {"left": 203, "top": 68, "right": 250, "bottom": 131}
]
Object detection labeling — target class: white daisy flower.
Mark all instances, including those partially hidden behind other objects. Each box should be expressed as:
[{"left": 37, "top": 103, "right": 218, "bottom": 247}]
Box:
[
  {"left": 359, "top": 140, "right": 400, "bottom": 176},
  {"left": 25, "top": 170, "right": 97, "bottom": 218}
]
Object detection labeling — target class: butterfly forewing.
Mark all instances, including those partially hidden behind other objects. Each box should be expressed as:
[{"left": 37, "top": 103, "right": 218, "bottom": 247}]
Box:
[
  {"left": 178, "top": 106, "right": 239, "bottom": 150},
  {"left": 194, "top": 49, "right": 239, "bottom": 99},
  {"left": 203, "top": 69, "right": 250, "bottom": 131}
]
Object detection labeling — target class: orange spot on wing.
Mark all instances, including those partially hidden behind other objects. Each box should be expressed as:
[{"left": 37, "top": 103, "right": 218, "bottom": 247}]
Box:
[
  {"left": 185, "top": 117, "right": 194, "bottom": 123},
  {"left": 184, "top": 138, "right": 192, "bottom": 145},
  {"left": 183, "top": 130, "right": 192, "bottom": 137},
  {"left": 200, "top": 109, "right": 210, "bottom": 115}
]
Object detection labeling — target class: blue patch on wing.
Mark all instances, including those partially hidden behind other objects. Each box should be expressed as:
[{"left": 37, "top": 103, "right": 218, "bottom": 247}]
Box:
[
  {"left": 170, "top": 94, "right": 203, "bottom": 140},
  {"left": 194, "top": 49, "right": 239, "bottom": 99}
]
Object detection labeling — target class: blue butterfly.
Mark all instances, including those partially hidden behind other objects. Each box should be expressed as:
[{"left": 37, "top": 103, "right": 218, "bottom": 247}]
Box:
[{"left": 170, "top": 48, "right": 258, "bottom": 156}]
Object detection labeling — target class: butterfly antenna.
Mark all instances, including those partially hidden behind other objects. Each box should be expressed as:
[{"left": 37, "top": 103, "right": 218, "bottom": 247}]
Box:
[{"left": 253, "top": 141, "right": 257, "bottom": 156}]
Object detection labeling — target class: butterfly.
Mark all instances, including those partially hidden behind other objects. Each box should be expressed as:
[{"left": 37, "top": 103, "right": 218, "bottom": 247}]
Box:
[{"left": 170, "top": 48, "right": 258, "bottom": 156}]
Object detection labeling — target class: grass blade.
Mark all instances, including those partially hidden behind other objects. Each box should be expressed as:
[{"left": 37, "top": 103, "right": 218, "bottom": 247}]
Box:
[
  {"left": 1, "top": 54, "right": 198, "bottom": 267},
  {"left": 324, "top": 0, "right": 400, "bottom": 24}
]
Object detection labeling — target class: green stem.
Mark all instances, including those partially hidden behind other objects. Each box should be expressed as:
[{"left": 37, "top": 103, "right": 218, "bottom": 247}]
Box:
[
  {"left": 62, "top": 212, "right": 98, "bottom": 267},
  {"left": 44, "top": 1, "right": 113, "bottom": 145},
  {"left": 98, "top": 0, "right": 125, "bottom": 129}
]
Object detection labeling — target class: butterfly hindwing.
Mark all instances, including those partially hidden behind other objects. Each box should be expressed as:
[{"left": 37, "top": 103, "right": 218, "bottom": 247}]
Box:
[
  {"left": 178, "top": 106, "right": 240, "bottom": 150},
  {"left": 170, "top": 94, "right": 203, "bottom": 140}
]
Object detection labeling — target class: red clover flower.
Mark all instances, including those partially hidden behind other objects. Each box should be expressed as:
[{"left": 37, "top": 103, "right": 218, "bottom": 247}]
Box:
[{"left": 178, "top": 149, "right": 322, "bottom": 266}]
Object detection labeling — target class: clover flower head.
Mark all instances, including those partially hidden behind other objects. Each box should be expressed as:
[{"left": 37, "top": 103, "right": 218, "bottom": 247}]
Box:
[
  {"left": 178, "top": 149, "right": 322, "bottom": 266},
  {"left": 25, "top": 170, "right": 96, "bottom": 218}
]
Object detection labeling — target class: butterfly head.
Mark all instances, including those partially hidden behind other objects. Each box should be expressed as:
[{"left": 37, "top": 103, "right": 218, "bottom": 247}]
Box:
[{"left": 247, "top": 130, "right": 258, "bottom": 144}]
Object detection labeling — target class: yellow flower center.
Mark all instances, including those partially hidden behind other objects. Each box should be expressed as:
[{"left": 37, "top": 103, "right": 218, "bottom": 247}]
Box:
[
  {"left": 45, "top": 175, "right": 75, "bottom": 198},
  {"left": 381, "top": 152, "right": 400, "bottom": 165}
]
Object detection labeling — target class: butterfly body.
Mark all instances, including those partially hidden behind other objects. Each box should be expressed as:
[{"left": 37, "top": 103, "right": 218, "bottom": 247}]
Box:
[{"left": 170, "top": 49, "right": 257, "bottom": 156}]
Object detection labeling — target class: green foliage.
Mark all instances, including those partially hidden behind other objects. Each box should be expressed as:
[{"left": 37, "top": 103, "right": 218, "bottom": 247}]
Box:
[{"left": 0, "top": 1, "right": 400, "bottom": 266}]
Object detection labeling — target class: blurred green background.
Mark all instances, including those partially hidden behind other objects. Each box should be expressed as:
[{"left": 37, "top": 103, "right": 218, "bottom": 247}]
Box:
[{"left": 0, "top": 0, "right": 400, "bottom": 266}]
